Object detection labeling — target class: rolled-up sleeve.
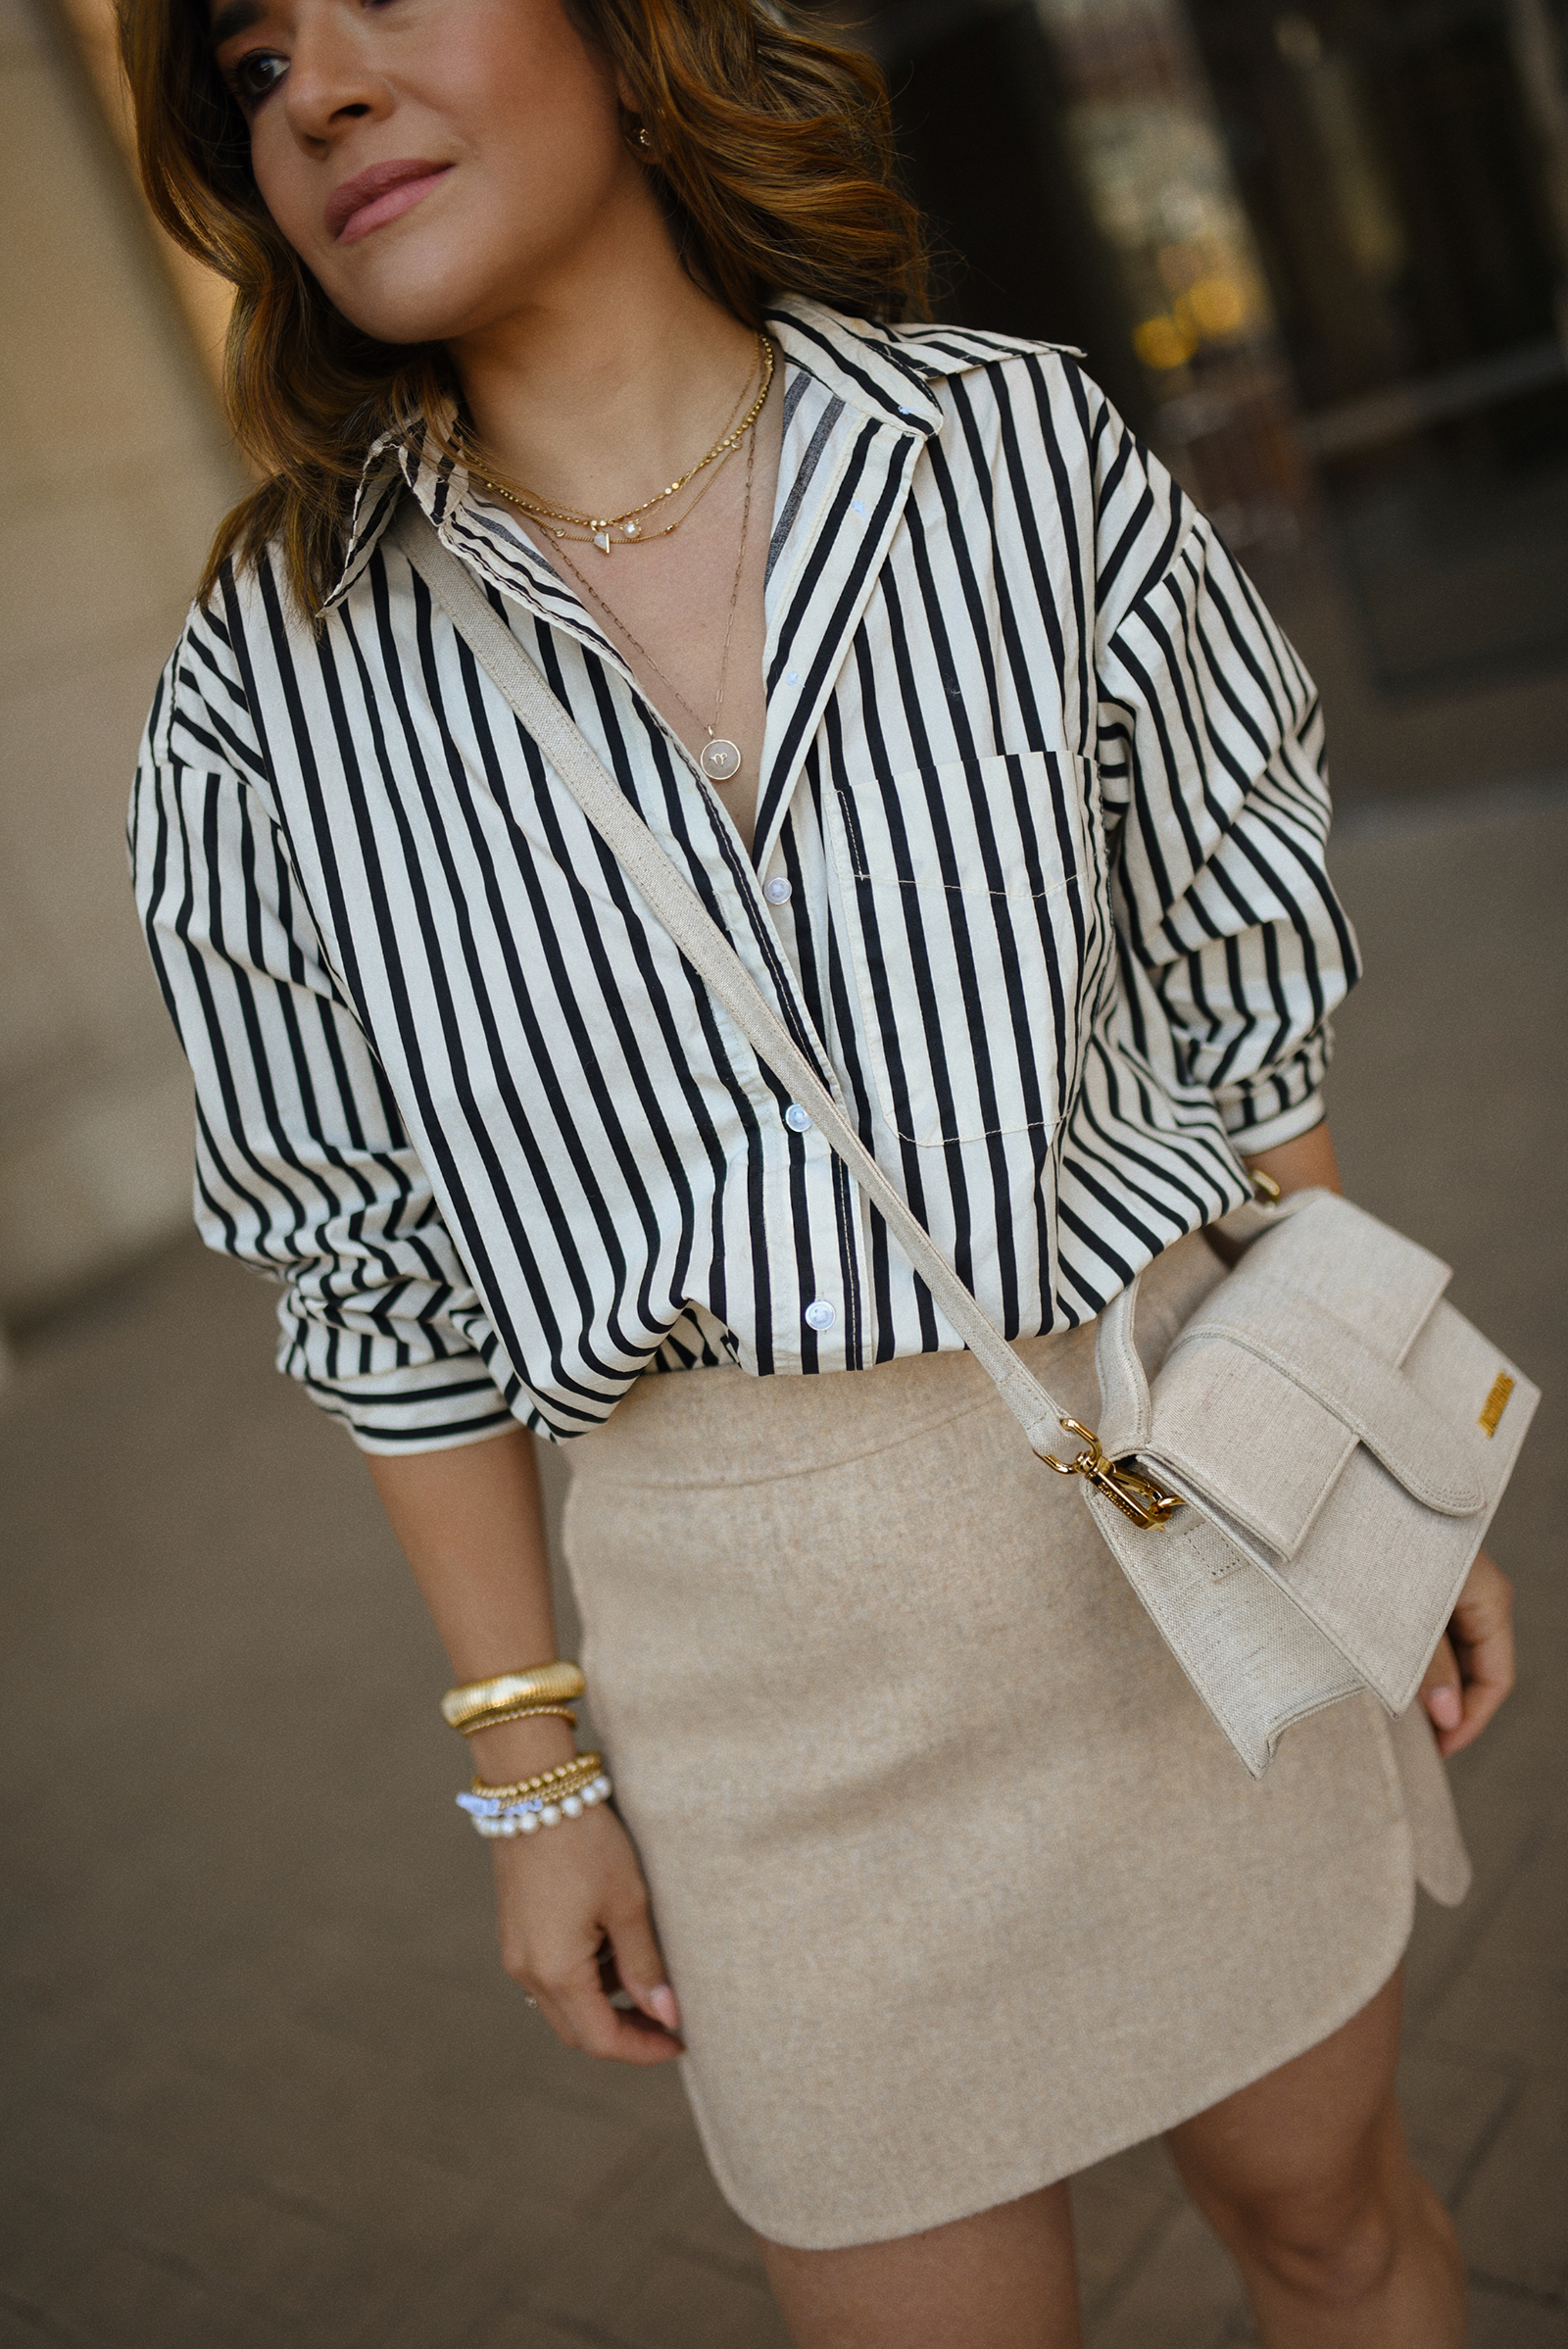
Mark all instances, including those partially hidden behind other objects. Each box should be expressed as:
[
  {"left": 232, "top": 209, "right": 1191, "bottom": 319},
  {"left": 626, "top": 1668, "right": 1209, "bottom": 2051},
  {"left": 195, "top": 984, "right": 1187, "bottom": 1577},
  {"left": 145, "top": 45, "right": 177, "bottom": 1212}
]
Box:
[
  {"left": 1092, "top": 412, "right": 1359, "bottom": 1156},
  {"left": 129, "top": 620, "right": 516, "bottom": 1454}
]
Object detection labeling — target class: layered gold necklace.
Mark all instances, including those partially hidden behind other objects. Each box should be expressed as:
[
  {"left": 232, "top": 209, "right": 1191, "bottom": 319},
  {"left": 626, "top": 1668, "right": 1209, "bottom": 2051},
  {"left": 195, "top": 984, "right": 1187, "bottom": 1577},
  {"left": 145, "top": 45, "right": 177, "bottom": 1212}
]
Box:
[
  {"left": 472, "top": 333, "right": 774, "bottom": 556},
  {"left": 550, "top": 418, "right": 759, "bottom": 785}
]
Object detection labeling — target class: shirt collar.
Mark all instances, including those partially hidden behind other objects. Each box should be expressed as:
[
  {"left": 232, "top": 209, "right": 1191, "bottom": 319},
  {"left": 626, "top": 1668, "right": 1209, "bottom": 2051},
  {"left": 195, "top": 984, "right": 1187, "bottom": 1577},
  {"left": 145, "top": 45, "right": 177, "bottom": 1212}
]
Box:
[
  {"left": 318, "top": 297, "right": 1051, "bottom": 613},
  {"left": 761, "top": 296, "right": 944, "bottom": 438}
]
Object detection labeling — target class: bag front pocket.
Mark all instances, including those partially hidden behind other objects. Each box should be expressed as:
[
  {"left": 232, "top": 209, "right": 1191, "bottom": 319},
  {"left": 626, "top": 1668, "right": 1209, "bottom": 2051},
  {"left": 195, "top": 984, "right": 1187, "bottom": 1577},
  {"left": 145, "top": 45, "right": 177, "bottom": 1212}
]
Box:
[{"left": 823, "top": 750, "right": 1085, "bottom": 1148}]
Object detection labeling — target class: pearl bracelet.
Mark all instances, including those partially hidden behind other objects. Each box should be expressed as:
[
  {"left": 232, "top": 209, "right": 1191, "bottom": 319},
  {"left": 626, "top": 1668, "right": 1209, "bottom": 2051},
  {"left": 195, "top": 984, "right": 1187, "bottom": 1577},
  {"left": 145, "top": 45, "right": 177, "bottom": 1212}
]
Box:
[{"left": 455, "top": 1756, "right": 613, "bottom": 1837}]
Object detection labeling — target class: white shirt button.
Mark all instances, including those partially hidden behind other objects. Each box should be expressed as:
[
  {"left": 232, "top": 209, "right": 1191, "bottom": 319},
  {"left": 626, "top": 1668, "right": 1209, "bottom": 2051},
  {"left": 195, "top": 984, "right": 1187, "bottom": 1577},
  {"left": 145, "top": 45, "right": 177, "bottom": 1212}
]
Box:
[
  {"left": 804, "top": 1298, "right": 836, "bottom": 1332},
  {"left": 784, "top": 1103, "right": 812, "bottom": 1133},
  {"left": 763, "top": 876, "right": 793, "bottom": 905}
]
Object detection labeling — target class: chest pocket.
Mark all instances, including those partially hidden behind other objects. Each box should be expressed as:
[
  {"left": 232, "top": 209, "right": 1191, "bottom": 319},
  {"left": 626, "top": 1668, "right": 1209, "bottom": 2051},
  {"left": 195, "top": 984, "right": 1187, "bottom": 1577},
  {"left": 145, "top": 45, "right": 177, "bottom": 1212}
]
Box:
[{"left": 823, "top": 751, "right": 1087, "bottom": 1149}]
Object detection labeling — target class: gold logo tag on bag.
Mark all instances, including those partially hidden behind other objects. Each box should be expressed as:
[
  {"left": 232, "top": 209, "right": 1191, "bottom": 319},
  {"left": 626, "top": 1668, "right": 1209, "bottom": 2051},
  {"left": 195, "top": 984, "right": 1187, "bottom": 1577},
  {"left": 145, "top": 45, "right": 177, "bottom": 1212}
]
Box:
[
  {"left": 1478, "top": 1373, "right": 1515, "bottom": 1438},
  {"left": 1043, "top": 1420, "right": 1186, "bottom": 1529}
]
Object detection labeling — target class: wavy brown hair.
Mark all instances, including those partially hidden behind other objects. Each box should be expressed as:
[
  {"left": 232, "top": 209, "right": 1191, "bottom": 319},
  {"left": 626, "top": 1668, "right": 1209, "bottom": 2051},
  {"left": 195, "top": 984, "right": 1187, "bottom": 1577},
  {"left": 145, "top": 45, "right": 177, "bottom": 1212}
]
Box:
[{"left": 120, "top": 0, "right": 927, "bottom": 616}]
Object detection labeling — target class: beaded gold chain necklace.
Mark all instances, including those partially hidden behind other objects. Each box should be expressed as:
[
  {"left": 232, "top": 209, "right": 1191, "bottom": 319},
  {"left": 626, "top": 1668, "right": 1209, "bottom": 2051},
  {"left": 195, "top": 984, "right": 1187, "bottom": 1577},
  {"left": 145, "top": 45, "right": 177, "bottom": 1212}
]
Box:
[{"left": 472, "top": 334, "right": 773, "bottom": 555}]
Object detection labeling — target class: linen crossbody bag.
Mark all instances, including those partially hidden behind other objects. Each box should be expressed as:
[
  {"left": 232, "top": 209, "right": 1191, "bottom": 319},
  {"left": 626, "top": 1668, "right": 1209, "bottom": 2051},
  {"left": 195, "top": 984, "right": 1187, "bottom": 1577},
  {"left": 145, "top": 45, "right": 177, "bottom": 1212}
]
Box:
[{"left": 390, "top": 501, "right": 1539, "bottom": 1778}]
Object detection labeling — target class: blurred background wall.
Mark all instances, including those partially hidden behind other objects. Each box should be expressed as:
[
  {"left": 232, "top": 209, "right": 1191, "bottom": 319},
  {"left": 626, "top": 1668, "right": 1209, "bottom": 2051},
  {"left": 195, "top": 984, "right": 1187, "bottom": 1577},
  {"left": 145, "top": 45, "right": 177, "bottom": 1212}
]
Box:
[
  {"left": 0, "top": 0, "right": 235, "bottom": 1343},
  {"left": 846, "top": 0, "right": 1568, "bottom": 782},
  {"left": 3, "top": 0, "right": 1567, "bottom": 1343}
]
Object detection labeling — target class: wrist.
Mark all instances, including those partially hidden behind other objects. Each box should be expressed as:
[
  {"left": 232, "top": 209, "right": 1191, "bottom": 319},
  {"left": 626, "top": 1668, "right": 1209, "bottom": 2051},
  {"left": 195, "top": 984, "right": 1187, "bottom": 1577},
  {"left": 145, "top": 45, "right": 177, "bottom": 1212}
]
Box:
[
  {"left": 466, "top": 1714, "right": 580, "bottom": 1783},
  {"left": 1242, "top": 1121, "right": 1342, "bottom": 1199}
]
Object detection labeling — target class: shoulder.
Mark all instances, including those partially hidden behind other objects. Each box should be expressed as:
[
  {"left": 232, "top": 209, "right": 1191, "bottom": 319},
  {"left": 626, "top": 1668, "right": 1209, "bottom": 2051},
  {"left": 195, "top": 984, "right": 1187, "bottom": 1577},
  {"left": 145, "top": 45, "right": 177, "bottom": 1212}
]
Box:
[
  {"left": 772, "top": 296, "right": 1106, "bottom": 448},
  {"left": 880, "top": 318, "right": 1215, "bottom": 632},
  {"left": 139, "top": 543, "right": 316, "bottom": 797},
  {"left": 883, "top": 320, "right": 1106, "bottom": 432},
  {"left": 882, "top": 318, "right": 1083, "bottom": 375},
  {"left": 133, "top": 558, "right": 297, "bottom": 888},
  {"left": 873, "top": 320, "right": 1156, "bottom": 528},
  {"left": 130, "top": 555, "right": 332, "bottom": 935},
  {"left": 883, "top": 318, "right": 1183, "bottom": 543},
  {"left": 781, "top": 303, "right": 1204, "bottom": 626}
]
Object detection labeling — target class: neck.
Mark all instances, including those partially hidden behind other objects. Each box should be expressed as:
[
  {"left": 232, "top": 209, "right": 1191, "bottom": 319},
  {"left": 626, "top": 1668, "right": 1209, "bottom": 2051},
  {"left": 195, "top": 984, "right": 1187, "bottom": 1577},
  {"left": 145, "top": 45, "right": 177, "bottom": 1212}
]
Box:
[{"left": 449, "top": 207, "right": 759, "bottom": 519}]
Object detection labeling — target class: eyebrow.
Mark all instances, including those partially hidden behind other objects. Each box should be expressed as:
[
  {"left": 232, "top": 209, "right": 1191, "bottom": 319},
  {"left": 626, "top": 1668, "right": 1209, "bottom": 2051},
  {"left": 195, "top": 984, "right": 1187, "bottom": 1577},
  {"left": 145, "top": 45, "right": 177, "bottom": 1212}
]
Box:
[{"left": 209, "top": 0, "right": 265, "bottom": 47}]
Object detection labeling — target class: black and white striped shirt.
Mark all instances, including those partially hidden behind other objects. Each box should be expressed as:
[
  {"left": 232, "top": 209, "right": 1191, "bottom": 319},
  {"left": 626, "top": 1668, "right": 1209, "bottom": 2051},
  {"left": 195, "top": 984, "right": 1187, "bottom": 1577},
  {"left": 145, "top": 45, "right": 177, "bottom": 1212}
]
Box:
[{"left": 130, "top": 299, "right": 1355, "bottom": 1450}]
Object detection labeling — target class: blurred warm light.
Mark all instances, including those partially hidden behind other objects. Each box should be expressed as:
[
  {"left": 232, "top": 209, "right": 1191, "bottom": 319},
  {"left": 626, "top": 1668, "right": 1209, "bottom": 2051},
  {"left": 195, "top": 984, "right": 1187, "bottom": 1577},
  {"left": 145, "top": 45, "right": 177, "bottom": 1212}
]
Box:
[
  {"left": 1181, "top": 274, "right": 1250, "bottom": 338},
  {"left": 1133, "top": 314, "right": 1200, "bottom": 369},
  {"left": 55, "top": 0, "right": 232, "bottom": 386}
]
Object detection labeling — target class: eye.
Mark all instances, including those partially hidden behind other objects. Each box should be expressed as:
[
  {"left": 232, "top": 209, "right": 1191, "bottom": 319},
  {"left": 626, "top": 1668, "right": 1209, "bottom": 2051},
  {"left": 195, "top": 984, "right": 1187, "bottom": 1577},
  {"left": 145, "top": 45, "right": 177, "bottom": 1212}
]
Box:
[{"left": 227, "top": 47, "right": 288, "bottom": 104}]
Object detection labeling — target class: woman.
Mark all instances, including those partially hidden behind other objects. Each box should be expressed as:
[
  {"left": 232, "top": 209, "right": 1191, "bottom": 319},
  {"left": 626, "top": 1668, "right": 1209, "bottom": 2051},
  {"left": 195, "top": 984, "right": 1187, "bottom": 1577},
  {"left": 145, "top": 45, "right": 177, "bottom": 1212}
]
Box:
[{"left": 123, "top": 0, "right": 1515, "bottom": 2335}]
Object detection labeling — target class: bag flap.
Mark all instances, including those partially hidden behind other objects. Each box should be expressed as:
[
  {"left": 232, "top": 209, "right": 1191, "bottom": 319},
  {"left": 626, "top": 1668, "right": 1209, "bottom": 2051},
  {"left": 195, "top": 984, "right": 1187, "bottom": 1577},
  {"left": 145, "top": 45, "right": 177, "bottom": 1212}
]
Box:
[
  {"left": 1141, "top": 1343, "right": 1359, "bottom": 1558},
  {"left": 1165, "top": 1297, "right": 1487, "bottom": 1518},
  {"left": 1134, "top": 1194, "right": 1486, "bottom": 1557},
  {"left": 1206, "top": 1192, "right": 1451, "bottom": 1365}
]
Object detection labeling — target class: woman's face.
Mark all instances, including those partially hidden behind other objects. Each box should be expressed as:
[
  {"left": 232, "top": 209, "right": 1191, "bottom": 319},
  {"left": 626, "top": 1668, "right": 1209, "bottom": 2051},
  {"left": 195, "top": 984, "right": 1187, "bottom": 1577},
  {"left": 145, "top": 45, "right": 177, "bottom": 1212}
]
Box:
[{"left": 211, "top": 0, "right": 645, "bottom": 345}]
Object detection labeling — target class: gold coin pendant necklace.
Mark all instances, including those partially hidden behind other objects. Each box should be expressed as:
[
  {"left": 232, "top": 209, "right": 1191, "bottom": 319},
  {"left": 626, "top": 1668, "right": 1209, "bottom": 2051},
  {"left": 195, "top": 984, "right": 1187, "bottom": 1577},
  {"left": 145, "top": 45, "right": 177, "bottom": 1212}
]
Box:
[{"left": 550, "top": 419, "right": 756, "bottom": 786}]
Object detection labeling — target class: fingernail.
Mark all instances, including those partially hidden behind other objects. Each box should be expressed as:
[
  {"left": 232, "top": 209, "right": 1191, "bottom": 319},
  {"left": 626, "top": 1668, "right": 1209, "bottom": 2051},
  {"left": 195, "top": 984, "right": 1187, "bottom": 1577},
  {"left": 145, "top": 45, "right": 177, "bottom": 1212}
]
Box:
[
  {"left": 645, "top": 1983, "right": 680, "bottom": 2031},
  {"left": 1427, "top": 1686, "right": 1461, "bottom": 1728}
]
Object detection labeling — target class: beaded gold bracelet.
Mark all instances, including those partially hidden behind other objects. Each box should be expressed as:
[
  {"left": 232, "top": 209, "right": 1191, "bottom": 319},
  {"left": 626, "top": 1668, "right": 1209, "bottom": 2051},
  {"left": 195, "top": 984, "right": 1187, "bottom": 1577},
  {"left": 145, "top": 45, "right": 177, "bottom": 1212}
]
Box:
[
  {"left": 456, "top": 1752, "right": 612, "bottom": 1839},
  {"left": 459, "top": 1702, "right": 578, "bottom": 1737},
  {"left": 441, "top": 1661, "right": 586, "bottom": 1730},
  {"left": 471, "top": 1753, "right": 605, "bottom": 1801}
]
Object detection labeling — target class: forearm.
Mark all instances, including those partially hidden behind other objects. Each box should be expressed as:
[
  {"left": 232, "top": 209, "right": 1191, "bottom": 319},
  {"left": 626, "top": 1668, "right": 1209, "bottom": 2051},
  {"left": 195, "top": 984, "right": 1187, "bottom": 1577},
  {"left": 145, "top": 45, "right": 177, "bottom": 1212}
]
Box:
[
  {"left": 1243, "top": 1118, "right": 1342, "bottom": 1199},
  {"left": 369, "top": 1425, "right": 681, "bottom": 2056},
  {"left": 1203, "top": 1119, "right": 1345, "bottom": 1266},
  {"left": 367, "top": 1427, "right": 577, "bottom": 1784}
]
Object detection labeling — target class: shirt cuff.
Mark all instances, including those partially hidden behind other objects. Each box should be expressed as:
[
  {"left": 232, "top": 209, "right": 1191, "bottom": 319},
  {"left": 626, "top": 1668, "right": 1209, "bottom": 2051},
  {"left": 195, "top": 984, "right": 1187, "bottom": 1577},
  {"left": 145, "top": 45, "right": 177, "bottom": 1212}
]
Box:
[
  {"left": 296, "top": 1357, "right": 518, "bottom": 1453},
  {"left": 1222, "top": 1090, "right": 1327, "bottom": 1157}
]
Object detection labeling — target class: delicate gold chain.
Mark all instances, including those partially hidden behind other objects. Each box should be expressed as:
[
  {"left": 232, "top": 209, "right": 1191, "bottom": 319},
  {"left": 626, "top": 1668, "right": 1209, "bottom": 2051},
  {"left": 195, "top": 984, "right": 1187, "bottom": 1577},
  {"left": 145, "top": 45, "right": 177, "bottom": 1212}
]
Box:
[
  {"left": 459, "top": 1702, "right": 578, "bottom": 1736},
  {"left": 479, "top": 380, "right": 746, "bottom": 553},
  {"left": 472, "top": 336, "right": 772, "bottom": 547},
  {"left": 520, "top": 425, "right": 743, "bottom": 554},
  {"left": 551, "top": 418, "right": 757, "bottom": 771},
  {"left": 508, "top": 351, "right": 757, "bottom": 547},
  {"left": 490, "top": 336, "right": 768, "bottom": 531}
]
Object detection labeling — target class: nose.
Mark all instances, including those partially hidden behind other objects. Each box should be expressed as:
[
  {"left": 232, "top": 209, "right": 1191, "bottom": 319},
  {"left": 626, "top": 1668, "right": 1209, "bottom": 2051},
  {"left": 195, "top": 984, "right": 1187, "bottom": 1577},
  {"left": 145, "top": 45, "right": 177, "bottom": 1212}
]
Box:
[{"left": 281, "top": 2, "right": 389, "bottom": 147}]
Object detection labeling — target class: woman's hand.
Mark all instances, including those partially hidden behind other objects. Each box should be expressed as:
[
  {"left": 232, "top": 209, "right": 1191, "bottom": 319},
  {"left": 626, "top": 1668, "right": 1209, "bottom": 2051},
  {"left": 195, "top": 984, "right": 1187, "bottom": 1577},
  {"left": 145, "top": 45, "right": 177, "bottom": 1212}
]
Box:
[
  {"left": 492, "top": 1804, "right": 684, "bottom": 2063},
  {"left": 1419, "top": 1547, "right": 1515, "bottom": 1757}
]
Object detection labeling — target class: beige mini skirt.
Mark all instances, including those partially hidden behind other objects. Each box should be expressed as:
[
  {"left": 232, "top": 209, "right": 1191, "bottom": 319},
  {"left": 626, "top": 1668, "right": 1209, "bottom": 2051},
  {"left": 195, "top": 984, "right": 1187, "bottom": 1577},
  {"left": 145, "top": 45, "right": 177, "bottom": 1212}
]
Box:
[{"left": 562, "top": 1231, "right": 1469, "bottom": 2251}]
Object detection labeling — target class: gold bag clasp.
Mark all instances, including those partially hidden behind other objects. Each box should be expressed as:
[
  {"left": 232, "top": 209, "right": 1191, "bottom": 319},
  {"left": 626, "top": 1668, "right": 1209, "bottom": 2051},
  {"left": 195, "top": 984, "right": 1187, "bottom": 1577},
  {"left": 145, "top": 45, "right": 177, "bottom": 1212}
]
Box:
[{"left": 1042, "top": 1419, "right": 1186, "bottom": 1530}]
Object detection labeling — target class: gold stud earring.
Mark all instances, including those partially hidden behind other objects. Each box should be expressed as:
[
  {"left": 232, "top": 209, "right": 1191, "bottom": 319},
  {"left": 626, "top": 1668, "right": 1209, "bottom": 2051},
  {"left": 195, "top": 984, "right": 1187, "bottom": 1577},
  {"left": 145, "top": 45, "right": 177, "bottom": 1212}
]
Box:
[{"left": 638, "top": 124, "right": 652, "bottom": 149}]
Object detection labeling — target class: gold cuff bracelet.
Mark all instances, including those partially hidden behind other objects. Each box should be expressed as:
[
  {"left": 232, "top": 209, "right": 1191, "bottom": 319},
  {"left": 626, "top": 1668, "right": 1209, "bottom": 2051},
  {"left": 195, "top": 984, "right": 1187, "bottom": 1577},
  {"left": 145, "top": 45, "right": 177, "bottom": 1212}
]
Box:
[{"left": 441, "top": 1661, "right": 586, "bottom": 1729}]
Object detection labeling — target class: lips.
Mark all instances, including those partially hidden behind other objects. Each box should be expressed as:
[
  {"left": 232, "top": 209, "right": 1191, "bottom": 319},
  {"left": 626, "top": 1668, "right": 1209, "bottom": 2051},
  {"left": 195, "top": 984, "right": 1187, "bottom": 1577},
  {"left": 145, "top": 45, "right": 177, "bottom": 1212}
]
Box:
[{"left": 326, "top": 158, "right": 452, "bottom": 244}]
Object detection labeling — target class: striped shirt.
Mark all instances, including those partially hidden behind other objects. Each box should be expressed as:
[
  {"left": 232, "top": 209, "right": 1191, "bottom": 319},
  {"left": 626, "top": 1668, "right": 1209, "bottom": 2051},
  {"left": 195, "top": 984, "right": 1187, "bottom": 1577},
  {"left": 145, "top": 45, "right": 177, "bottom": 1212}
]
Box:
[{"left": 130, "top": 297, "right": 1356, "bottom": 1452}]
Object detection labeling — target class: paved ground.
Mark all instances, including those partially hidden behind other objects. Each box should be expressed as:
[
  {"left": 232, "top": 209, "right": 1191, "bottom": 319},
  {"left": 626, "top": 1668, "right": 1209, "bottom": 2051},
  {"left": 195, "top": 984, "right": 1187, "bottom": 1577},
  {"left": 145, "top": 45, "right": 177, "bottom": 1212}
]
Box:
[{"left": 3, "top": 781, "right": 1565, "bottom": 2348}]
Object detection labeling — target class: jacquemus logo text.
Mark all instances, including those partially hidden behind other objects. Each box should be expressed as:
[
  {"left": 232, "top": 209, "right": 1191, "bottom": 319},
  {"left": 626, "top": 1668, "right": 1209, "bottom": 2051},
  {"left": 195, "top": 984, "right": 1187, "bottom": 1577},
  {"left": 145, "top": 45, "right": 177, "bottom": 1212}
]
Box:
[{"left": 1478, "top": 1374, "right": 1515, "bottom": 1439}]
